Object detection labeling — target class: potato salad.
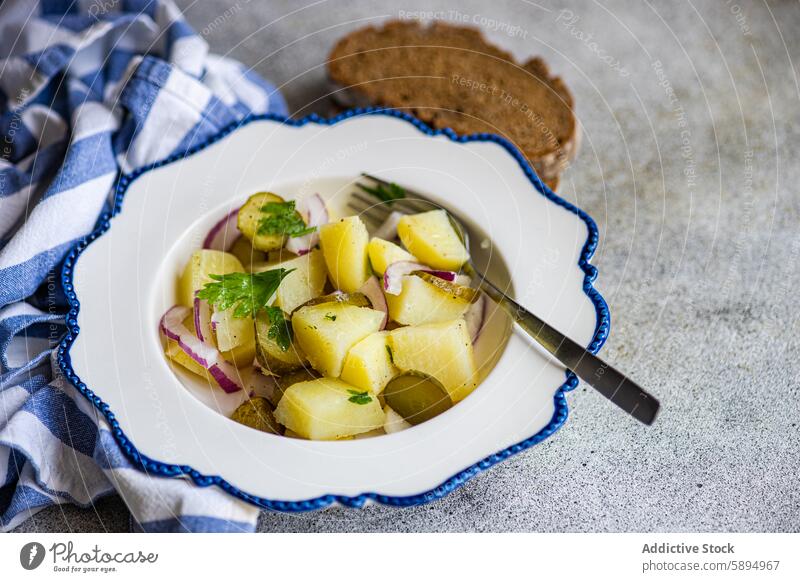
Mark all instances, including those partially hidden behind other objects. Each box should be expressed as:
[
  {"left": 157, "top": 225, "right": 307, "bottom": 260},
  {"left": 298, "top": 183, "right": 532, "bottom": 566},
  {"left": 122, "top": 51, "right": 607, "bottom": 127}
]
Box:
[{"left": 159, "top": 186, "right": 487, "bottom": 440}]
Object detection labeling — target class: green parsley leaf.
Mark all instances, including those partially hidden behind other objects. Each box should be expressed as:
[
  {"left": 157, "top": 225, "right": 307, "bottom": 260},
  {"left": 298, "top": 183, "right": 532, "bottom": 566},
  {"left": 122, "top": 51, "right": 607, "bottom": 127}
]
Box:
[
  {"left": 347, "top": 390, "right": 372, "bottom": 405},
  {"left": 385, "top": 345, "right": 394, "bottom": 364},
  {"left": 264, "top": 306, "right": 293, "bottom": 352},
  {"left": 356, "top": 181, "right": 405, "bottom": 203},
  {"left": 324, "top": 313, "right": 337, "bottom": 321},
  {"left": 197, "top": 269, "right": 293, "bottom": 319},
  {"left": 257, "top": 201, "right": 315, "bottom": 238}
]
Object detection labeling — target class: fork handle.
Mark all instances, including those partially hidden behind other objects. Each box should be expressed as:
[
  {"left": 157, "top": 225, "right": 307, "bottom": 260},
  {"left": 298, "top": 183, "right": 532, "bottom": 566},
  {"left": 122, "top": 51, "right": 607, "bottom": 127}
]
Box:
[{"left": 474, "top": 272, "right": 660, "bottom": 425}]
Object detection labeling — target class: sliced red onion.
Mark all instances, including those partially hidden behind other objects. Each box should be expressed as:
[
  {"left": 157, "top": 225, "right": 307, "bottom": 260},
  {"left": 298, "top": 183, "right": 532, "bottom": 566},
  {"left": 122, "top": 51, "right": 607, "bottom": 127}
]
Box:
[
  {"left": 464, "top": 293, "right": 487, "bottom": 344},
  {"left": 358, "top": 276, "right": 388, "bottom": 329},
  {"left": 160, "top": 305, "right": 243, "bottom": 394},
  {"left": 202, "top": 207, "right": 240, "bottom": 251},
  {"left": 424, "top": 270, "right": 457, "bottom": 281},
  {"left": 206, "top": 365, "right": 244, "bottom": 394},
  {"left": 373, "top": 210, "right": 404, "bottom": 241},
  {"left": 210, "top": 310, "right": 222, "bottom": 334},
  {"left": 193, "top": 295, "right": 214, "bottom": 344},
  {"left": 285, "top": 193, "right": 328, "bottom": 255},
  {"left": 383, "top": 261, "right": 457, "bottom": 295}
]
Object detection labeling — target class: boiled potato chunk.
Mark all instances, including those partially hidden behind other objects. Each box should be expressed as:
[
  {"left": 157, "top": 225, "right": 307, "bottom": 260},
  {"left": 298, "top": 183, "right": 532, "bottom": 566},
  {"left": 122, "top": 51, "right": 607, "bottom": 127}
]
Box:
[
  {"left": 319, "top": 216, "right": 370, "bottom": 292},
  {"left": 293, "top": 292, "right": 371, "bottom": 312},
  {"left": 385, "top": 275, "right": 470, "bottom": 326},
  {"left": 292, "top": 303, "right": 385, "bottom": 377},
  {"left": 180, "top": 314, "right": 254, "bottom": 369},
  {"left": 383, "top": 405, "right": 412, "bottom": 434},
  {"left": 340, "top": 331, "right": 398, "bottom": 394},
  {"left": 274, "top": 378, "right": 385, "bottom": 440},
  {"left": 367, "top": 237, "right": 416, "bottom": 275},
  {"left": 178, "top": 250, "right": 244, "bottom": 307},
  {"left": 238, "top": 192, "right": 295, "bottom": 251},
  {"left": 388, "top": 319, "right": 478, "bottom": 402},
  {"left": 221, "top": 337, "right": 257, "bottom": 368},
  {"left": 252, "top": 249, "right": 327, "bottom": 314},
  {"left": 397, "top": 210, "right": 469, "bottom": 270},
  {"left": 212, "top": 306, "right": 255, "bottom": 355},
  {"left": 254, "top": 311, "right": 308, "bottom": 374},
  {"left": 181, "top": 256, "right": 257, "bottom": 361}
]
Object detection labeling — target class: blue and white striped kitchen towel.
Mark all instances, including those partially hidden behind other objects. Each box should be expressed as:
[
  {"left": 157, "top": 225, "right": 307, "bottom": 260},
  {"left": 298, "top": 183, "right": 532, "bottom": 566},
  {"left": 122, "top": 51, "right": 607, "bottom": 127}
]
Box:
[{"left": 0, "top": 0, "right": 288, "bottom": 532}]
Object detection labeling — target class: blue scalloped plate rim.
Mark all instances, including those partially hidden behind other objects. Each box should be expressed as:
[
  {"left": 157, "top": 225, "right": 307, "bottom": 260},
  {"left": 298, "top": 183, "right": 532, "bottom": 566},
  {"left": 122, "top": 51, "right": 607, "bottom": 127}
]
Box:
[{"left": 57, "top": 107, "right": 610, "bottom": 512}]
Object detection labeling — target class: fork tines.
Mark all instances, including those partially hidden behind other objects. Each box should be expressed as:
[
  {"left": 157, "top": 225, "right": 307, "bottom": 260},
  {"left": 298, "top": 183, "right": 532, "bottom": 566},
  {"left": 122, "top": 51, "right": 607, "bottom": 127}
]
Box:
[
  {"left": 348, "top": 173, "right": 439, "bottom": 224},
  {"left": 347, "top": 191, "right": 392, "bottom": 225}
]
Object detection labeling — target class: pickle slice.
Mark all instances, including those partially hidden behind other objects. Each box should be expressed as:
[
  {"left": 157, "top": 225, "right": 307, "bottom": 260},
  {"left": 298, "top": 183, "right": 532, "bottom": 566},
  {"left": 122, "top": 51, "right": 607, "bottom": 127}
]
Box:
[
  {"left": 230, "top": 397, "right": 282, "bottom": 435},
  {"left": 412, "top": 271, "right": 480, "bottom": 304},
  {"left": 254, "top": 310, "right": 307, "bottom": 375},
  {"left": 237, "top": 192, "right": 304, "bottom": 252},
  {"left": 383, "top": 372, "right": 453, "bottom": 425},
  {"left": 291, "top": 291, "right": 372, "bottom": 314}
]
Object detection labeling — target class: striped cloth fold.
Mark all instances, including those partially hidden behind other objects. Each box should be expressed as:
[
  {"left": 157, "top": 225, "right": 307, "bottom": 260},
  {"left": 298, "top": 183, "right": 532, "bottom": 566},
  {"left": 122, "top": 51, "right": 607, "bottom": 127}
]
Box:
[{"left": 0, "top": 0, "right": 288, "bottom": 532}]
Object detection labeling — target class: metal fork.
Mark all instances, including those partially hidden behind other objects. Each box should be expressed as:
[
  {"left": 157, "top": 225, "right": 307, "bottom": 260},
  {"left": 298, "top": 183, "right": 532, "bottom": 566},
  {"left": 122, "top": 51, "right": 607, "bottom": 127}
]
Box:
[{"left": 349, "top": 172, "right": 660, "bottom": 425}]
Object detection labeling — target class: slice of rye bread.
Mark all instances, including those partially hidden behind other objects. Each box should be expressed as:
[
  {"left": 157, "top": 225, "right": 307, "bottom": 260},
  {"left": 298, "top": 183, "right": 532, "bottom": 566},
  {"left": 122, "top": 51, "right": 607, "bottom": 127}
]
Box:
[{"left": 327, "top": 21, "right": 579, "bottom": 190}]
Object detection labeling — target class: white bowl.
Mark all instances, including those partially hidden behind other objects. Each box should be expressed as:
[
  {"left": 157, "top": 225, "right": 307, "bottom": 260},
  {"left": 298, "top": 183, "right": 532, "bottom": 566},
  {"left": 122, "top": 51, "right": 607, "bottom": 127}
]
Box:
[{"left": 60, "top": 110, "right": 609, "bottom": 510}]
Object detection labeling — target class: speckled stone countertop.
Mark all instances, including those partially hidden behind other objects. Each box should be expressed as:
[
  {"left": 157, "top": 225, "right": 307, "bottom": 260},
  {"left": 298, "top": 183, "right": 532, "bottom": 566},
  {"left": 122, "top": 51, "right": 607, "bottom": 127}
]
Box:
[{"left": 14, "top": 0, "right": 800, "bottom": 533}]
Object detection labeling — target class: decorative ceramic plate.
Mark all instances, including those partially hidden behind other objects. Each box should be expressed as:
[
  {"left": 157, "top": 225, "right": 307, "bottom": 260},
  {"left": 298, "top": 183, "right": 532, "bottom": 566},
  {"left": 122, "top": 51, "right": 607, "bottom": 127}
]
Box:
[{"left": 59, "top": 109, "right": 609, "bottom": 510}]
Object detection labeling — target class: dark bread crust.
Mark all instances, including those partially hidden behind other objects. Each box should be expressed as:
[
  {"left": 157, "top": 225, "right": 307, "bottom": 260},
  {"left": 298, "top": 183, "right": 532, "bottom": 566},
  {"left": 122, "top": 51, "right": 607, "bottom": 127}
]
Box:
[{"left": 327, "top": 21, "right": 578, "bottom": 189}]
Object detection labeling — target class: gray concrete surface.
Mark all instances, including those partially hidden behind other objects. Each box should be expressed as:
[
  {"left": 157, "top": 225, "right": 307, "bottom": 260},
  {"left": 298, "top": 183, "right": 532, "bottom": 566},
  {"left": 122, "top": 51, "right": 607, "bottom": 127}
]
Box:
[{"left": 14, "top": 0, "right": 800, "bottom": 532}]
